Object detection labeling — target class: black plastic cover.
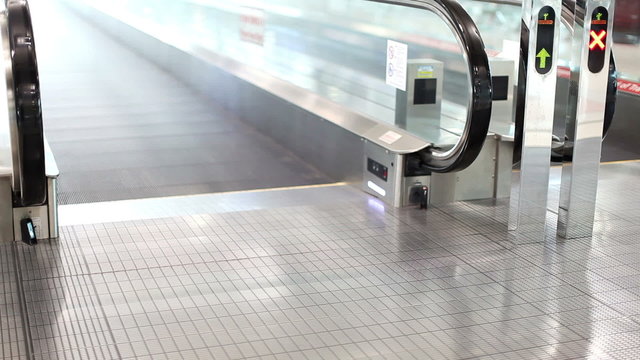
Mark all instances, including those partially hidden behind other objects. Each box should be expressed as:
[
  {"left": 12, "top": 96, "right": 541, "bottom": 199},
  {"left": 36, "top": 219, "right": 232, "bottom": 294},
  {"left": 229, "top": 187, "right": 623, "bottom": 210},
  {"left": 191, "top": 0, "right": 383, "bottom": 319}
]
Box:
[
  {"left": 367, "top": 158, "right": 388, "bottom": 182},
  {"left": 491, "top": 76, "right": 509, "bottom": 101},
  {"left": 603, "top": 54, "right": 617, "bottom": 139},
  {"left": 404, "top": 153, "right": 431, "bottom": 177},
  {"left": 20, "top": 218, "right": 37, "bottom": 245},
  {"left": 413, "top": 78, "right": 437, "bottom": 105},
  {"left": 7, "top": 0, "right": 46, "bottom": 207}
]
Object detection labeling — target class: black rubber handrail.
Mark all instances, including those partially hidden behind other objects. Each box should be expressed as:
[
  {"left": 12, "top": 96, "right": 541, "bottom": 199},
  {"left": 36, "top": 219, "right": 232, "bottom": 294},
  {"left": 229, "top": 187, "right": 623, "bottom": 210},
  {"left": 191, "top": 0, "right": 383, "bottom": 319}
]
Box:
[
  {"left": 7, "top": 0, "right": 46, "bottom": 207},
  {"left": 368, "top": 0, "right": 493, "bottom": 173}
]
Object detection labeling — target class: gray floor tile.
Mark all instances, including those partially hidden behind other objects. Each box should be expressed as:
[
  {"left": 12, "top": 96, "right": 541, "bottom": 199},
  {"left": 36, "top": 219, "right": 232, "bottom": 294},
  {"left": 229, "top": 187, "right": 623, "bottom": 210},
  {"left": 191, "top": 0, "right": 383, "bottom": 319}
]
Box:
[{"left": 3, "top": 165, "right": 640, "bottom": 360}]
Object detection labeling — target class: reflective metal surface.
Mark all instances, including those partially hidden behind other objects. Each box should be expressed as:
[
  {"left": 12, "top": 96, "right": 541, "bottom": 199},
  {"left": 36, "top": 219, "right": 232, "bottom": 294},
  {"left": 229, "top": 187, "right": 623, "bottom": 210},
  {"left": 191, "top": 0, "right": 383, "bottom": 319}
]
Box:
[
  {"left": 0, "top": 171, "right": 12, "bottom": 242},
  {"left": 0, "top": 9, "right": 19, "bottom": 194},
  {"left": 509, "top": 0, "right": 561, "bottom": 243},
  {"left": 0, "top": 11, "right": 11, "bottom": 174},
  {"left": 557, "top": 0, "right": 616, "bottom": 239}
]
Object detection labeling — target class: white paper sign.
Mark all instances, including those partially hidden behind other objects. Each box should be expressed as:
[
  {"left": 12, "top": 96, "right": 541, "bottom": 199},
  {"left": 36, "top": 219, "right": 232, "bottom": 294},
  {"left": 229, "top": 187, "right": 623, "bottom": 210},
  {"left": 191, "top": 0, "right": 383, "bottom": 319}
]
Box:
[
  {"left": 385, "top": 40, "right": 408, "bottom": 91},
  {"left": 379, "top": 131, "right": 402, "bottom": 145}
]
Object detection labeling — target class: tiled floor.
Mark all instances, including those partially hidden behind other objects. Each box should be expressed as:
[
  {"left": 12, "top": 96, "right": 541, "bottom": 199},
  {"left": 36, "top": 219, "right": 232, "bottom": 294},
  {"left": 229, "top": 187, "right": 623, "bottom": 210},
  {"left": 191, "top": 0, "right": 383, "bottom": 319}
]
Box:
[
  {"left": 3, "top": 162, "right": 640, "bottom": 359},
  {"left": 0, "top": 244, "right": 28, "bottom": 359}
]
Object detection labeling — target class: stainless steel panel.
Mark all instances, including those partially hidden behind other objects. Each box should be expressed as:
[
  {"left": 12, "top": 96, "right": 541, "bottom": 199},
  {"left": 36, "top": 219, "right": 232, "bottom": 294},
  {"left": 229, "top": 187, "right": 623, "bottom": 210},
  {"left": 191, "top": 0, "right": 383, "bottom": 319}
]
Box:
[
  {"left": 557, "top": 0, "right": 616, "bottom": 239},
  {"left": 0, "top": 171, "right": 11, "bottom": 242},
  {"left": 488, "top": 58, "right": 516, "bottom": 138},
  {"left": 0, "top": 20, "right": 10, "bottom": 172},
  {"left": 47, "top": 177, "right": 58, "bottom": 239},
  {"left": 43, "top": 136, "right": 59, "bottom": 179},
  {"left": 495, "top": 137, "right": 514, "bottom": 198},
  {"left": 0, "top": 11, "right": 18, "bottom": 192},
  {"left": 13, "top": 205, "right": 49, "bottom": 242},
  {"left": 430, "top": 135, "right": 499, "bottom": 205},
  {"left": 396, "top": 59, "right": 444, "bottom": 141},
  {"left": 363, "top": 141, "right": 403, "bottom": 206},
  {"left": 509, "top": 0, "right": 561, "bottom": 243}
]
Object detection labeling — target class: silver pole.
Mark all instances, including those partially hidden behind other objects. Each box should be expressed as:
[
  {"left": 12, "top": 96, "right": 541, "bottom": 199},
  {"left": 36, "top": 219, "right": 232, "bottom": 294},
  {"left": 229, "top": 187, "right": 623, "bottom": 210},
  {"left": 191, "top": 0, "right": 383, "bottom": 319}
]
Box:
[
  {"left": 509, "top": 0, "right": 561, "bottom": 243},
  {"left": 557, "top": 0, "right": 616, "bottom": 239}
]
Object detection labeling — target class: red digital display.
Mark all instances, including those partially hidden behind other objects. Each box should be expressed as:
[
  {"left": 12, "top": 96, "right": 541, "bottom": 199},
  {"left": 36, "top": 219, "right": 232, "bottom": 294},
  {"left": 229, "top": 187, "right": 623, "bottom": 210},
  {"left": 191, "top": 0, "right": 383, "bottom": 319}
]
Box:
[{"left": 589, "top": 30, "right": 607, "bottom": 50}]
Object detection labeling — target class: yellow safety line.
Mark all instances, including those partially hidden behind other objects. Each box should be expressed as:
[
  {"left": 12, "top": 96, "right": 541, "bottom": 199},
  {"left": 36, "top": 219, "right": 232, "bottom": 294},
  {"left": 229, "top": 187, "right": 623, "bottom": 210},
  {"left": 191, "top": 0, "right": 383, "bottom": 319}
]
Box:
[
  {"left": 600, "top": 159, "right": 640, "bottom": 165},
  {"left": 151, "top": 182, "right": 351, "bottom": 201},
  {"left": 60, "top": 182, "right": 352, "bottom": 209},
  {"left": 218, "top": 182, "right": 349, "bottom": 195},
  {"left": 550, "top": 159, "right": 640, "bottom": 168}
]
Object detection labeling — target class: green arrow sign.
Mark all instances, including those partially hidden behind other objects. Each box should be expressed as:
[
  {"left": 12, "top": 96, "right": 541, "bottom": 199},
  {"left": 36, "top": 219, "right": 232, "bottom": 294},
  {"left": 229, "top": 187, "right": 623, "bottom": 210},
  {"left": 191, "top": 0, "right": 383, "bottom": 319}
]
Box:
[
  {"left": 537, "top": 48, "right": 551, "bottom": 69},
  {"left": 535, "top": 6, "right": 555, "bottom": 74}
]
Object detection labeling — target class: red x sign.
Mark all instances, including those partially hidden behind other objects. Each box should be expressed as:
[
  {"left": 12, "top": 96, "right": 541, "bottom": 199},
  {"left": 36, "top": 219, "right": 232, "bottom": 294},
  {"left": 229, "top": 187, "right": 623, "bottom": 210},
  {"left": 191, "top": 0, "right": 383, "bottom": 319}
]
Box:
[{"left": 589, "top": 30, "right": 606, "bottom": 50}]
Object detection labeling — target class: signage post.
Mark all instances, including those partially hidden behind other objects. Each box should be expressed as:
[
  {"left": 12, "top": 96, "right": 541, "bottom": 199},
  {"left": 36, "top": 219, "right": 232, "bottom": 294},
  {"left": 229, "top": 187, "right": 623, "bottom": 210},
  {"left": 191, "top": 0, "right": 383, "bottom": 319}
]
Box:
[
  {"left": 557, "top": 0, "right": 616, "bottom": 239},
  {"left": 509, "top": 0, "right": 561, "bottom": 243}
]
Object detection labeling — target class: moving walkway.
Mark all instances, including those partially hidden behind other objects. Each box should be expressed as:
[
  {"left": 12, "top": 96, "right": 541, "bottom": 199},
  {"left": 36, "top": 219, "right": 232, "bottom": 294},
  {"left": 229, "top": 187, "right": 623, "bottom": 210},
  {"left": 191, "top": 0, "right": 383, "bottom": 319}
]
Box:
[
  {"left": 63, "top": 0, "right": 524, "bottom": 208},
  {"left": 2, "top": 0, "right": 516, "bottom": 243},
  {"left": 2, "top": 0, "right": 626, "bottom": 237}
]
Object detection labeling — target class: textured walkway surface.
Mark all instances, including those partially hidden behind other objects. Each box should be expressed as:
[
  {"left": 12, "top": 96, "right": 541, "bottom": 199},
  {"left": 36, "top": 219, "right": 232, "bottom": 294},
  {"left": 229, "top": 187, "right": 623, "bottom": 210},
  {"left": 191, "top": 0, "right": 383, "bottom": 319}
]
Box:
[
  {"left": 31, "top": 0, "right": 331, "bottom": 205},
  {"left": 2, "top": 162, "right": 640, "bottom": 359}
]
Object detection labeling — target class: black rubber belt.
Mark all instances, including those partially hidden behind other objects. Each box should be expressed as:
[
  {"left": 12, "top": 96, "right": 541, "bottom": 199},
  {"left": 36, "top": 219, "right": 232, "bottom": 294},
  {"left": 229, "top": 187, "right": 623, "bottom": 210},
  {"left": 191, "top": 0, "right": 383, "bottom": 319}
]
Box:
[{"left": 7, "top": 0, "right": 46, "bottom": 207}]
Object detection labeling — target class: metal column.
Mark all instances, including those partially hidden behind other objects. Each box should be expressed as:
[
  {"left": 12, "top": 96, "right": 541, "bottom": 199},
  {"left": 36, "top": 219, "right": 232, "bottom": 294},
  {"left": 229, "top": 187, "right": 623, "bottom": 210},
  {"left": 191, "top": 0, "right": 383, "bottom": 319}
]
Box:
[
  {"left": 509, "top": 0, "right": 561, "bottom": 243},
  {"left": 557, "top": 0, "right": 616, "bottom": 239},
  {"left": 0, "top": 171, "right": 11, "bottom": 242}
]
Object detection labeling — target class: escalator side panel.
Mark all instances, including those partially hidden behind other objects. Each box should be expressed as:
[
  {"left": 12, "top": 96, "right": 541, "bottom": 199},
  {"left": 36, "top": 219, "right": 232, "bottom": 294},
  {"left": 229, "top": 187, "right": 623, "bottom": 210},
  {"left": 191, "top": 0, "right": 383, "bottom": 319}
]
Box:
[
  {"left": 7, "top": 0, "right": 46, "bottom": 207},
  {"left": 379, "top": 0, "right": 493, "bottom": 173},
  {"left": 426, "top": 0, "right": 493, "bottom": 173}
]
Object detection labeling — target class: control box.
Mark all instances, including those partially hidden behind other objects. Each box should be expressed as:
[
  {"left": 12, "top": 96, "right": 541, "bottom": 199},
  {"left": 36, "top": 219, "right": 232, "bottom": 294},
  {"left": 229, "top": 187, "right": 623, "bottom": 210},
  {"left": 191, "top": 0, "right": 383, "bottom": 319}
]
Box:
[
  {"left": 363, "top": 142, "right": 401, "bottom": 205},
  {"left": 363, "top": 141, "right": 431, "bottom": 208}
]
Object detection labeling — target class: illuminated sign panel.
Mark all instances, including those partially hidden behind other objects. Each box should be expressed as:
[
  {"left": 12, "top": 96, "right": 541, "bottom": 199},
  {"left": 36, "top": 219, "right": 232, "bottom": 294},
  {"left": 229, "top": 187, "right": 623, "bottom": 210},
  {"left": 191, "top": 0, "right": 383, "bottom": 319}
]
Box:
[
  {"left": 589, "top": 30, "right": 606, "bottom": 50},
  {"left": 534, "top": 6, "right": 556, "bottom": 75},
  {"left": 588, "top": 7, "right": 609, "bottom": 73}
]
